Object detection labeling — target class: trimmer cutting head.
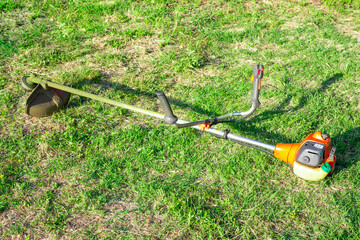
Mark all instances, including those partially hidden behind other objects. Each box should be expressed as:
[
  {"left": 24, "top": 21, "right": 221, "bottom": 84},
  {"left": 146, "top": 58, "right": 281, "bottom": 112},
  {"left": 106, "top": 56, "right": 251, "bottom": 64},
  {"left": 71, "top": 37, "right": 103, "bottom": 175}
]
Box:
[{"left": 22, "top": 76, "right": 70, "bottom": 117}]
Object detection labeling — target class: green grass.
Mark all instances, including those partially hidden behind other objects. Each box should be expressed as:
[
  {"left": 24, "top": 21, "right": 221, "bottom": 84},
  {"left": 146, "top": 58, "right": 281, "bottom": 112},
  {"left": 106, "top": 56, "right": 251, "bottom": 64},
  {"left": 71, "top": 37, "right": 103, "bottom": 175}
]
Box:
[
  {"left": 323, "top": 0, "right": 360, "bottom": 10},
  {"left": 1, "top": 0, "right": 360, "bottom": 238}
]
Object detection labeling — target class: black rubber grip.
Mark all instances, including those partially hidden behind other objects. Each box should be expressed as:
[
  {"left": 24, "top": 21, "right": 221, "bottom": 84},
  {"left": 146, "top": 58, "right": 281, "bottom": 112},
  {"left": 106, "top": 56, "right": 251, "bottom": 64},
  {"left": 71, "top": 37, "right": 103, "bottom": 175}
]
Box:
[{"left": 156, "top": 91, "right": 178, "bottom": 124}]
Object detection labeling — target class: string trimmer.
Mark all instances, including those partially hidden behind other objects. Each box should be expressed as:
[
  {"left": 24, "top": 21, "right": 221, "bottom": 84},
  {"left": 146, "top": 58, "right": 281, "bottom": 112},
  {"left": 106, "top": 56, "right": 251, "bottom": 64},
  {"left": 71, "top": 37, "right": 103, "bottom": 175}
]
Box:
[{"left": 21, "top": 65, "right": 336, "bottom": 181}]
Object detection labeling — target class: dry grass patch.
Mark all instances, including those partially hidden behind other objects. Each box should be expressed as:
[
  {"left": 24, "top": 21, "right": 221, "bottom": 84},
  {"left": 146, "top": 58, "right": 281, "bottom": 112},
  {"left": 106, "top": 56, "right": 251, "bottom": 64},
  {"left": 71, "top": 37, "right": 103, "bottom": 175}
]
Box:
[
  {"left": 56, "top": 34, "right": 165, "bottom": 80},
  {"left": 62, "top": 199, "right": 168, "bottom": 238},
  {"left": 281, "top": 19, "right": 301, "bottom": 30},
  {"left": 18, "top": 114, "right": 67, "bottom": 136},
  {"left": 335, "top": 21, "right": 360, "bottom": 42}
]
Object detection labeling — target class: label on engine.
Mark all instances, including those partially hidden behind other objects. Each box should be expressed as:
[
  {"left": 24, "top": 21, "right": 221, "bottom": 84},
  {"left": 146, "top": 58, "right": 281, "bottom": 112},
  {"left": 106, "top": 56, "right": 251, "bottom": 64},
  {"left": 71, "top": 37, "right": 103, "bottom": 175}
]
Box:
[{"left": 314, "top": 143, "right": 324, "bottom": 149}]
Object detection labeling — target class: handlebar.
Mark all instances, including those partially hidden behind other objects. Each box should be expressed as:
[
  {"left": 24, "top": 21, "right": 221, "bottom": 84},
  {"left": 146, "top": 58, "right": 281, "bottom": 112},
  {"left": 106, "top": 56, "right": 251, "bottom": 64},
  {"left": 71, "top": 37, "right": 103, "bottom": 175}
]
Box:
[{"left": 156, "top": 64, "right": 264, "bottom": 128}]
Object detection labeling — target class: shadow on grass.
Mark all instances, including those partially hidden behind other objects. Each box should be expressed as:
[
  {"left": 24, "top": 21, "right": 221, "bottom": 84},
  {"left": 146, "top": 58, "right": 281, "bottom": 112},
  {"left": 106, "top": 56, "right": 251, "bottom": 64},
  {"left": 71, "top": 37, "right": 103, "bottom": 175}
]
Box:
[
  {"left": 249, "top": 73, "right": 344, "bottom": 123},
  {"left": 65, "top": 71, "right": 219, "bottom": 120},
  {"left": 331, "top": 126, "right": 360, "bottom": 172}
]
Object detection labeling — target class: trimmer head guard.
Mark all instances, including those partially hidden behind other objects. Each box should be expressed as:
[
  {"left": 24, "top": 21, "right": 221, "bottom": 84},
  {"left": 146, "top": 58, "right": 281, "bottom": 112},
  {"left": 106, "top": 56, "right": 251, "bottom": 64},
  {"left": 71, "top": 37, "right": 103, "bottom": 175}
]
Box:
[{"left": 25, "top": 83, "right": 70, "bottom": 117}]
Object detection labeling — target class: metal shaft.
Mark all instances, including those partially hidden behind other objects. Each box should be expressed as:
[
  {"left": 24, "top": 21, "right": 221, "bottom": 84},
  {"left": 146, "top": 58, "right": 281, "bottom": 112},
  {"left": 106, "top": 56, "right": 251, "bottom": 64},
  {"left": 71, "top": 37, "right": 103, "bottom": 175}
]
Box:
[
  {"left": 28, "top": 75, "right": 164, "bottom": 119},
  {"left": 192, "top": 123, "right": 276, "bottom": 152},
  {"left": 27, "top": 75, "right": 276, "bottom": 153}
]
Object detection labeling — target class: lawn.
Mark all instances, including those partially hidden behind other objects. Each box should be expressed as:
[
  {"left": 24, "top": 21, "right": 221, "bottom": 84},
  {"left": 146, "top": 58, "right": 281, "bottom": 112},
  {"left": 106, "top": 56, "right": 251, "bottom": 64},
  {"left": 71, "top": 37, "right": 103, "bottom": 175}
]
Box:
[{"left": 1, "top": 0, "right": 360, "bottom": 239}]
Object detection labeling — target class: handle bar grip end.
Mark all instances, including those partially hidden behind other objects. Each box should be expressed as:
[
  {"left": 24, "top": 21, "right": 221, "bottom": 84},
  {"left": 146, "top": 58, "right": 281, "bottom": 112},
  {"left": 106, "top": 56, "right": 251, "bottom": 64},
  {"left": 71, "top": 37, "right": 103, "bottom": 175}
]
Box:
[
  {"left": 250, "top": 65, "right": 264, "bottom": 90},
  {"left": 156, "top": 91, "right": 178, "bottom": 124},
  {"left": 250, "top": 64, "right": 264, "bottom": 107},
  {"left": 252, "top": 65, "right": 264, "bottom": 80}
]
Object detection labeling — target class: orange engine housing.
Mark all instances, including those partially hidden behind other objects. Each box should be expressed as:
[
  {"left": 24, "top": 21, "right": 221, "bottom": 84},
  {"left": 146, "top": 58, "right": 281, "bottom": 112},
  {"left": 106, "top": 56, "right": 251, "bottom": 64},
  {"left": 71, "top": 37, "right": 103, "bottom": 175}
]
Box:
[{"left": 274, "top": 131, "right": 336, "bottom": 173}]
